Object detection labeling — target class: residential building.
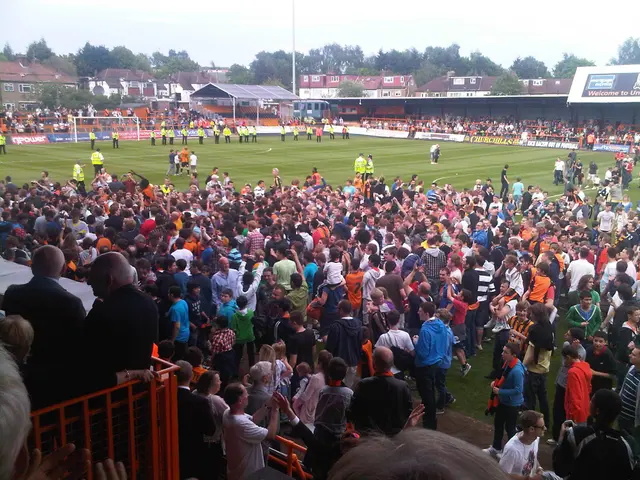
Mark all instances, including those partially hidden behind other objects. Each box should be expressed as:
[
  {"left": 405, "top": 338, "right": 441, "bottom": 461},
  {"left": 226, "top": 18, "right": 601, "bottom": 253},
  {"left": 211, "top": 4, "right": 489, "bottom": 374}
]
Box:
[
  {"left": 0, "top": 60, "right": 77, "bottom": 111},
  {"left": 89, "top": 69, "right": 158, "bottom": 98},
  {"left": 160, "top": 71, "right": 228, "bottom": 103},
  {"left": 416, "top": 74, "right": 573, "bottom": 98},
  {"left": 298, "top": 74, "right": 415, "bottom": 98}
]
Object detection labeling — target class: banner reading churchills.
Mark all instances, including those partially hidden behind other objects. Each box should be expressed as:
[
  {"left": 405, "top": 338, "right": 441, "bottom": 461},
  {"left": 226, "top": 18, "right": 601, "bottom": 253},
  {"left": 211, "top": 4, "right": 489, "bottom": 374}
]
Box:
[{"left": 465, "top": 135, "right": 519, "bottom": 145}]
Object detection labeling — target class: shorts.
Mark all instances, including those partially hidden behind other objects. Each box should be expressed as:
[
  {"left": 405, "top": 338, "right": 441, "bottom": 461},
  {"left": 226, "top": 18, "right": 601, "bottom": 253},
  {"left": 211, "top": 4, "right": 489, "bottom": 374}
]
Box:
[{"left": 451, "top": 323, "right": 466, "bottom": 348}]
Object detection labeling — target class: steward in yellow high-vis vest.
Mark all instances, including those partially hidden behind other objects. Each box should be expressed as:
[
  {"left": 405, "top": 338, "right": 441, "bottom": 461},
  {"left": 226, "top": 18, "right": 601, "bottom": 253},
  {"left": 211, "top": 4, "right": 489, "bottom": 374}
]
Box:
[{"left": 91, "top": 149, "right": 104, "bottom": 175}]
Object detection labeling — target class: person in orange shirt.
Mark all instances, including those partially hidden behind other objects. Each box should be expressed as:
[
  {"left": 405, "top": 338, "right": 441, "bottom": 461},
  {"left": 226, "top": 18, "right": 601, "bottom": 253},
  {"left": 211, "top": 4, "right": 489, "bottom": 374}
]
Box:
[
  {"left": 345, "top": 258, "right": 365, "bottom": 315},
  {"left": 353, "top": 173, "right": 363, "bottom": 191}
]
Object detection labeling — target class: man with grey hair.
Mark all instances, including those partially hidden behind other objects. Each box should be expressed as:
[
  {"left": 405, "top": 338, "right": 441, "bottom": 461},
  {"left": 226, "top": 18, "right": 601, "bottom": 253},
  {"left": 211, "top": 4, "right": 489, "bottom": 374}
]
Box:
[
  {"left": 348, "top": 346, "right": 413, "bottom": 436},
  {"left": 246, "top": 361, "right": 273, "bottom": 416},
  {"left": 82, "top": 252, "right": 159, "bottom": 394},
  {"left": 2, "top": 245, "right": 86, "bottom": 409},
  {"left": 175, "top": 360, "right": 216, "bottom": 480}
]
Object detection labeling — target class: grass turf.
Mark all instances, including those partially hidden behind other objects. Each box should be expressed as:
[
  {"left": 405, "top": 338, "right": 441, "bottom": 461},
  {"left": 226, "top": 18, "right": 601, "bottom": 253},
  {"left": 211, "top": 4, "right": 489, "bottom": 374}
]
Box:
[{"left": 0, "top": 136, "right": 627, "bottom": 424}]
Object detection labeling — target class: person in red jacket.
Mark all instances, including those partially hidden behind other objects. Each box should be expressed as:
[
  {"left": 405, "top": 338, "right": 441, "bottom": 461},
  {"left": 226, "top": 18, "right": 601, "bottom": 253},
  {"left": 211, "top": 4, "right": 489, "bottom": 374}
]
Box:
[{"left": 564, "top": 344, "right": 592, "bottom": 423}]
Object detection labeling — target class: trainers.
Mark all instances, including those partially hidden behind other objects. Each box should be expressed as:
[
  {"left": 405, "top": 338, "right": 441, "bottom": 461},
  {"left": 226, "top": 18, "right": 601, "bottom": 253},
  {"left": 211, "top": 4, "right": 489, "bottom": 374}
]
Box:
[
  {"left": 436, "top": 409, "right": 445, "bottom": 415},
  {"left": 476, "top": 344, "right": 483, "bottom": 351},
  {"left": 482, "top": 446, "right": 502, "bottom": 459},
  {"left": 446, "top": 396, "right": 456, "bottom": 406},
  {"left": 492, "top": 321, "right": 509, "bottom": 333},
  {"left": 461, "top": 363, "right": 472, "bottom": 377},
  {"left": 546, "top": 438, "right": 557, "bottom": 446},
  {"left": 484, "top": 318, "right": 496, "bottom": 329}
]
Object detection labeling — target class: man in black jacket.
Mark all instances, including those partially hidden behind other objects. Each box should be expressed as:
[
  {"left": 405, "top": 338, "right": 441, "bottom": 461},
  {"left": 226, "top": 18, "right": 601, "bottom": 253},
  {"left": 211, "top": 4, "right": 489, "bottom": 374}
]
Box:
[
  {"left": 175, "top": 361, "right": 217, "bottom": 480},
  {"left": 348, "top": 346, "right": 413, "bottom": 436},
  {"left": 84, "top": 252, "right": 158, "bottom": 393},
  {"left": 1, "top": 245, "right": 86, "bottom": 409},
  {"left": 325, "top": 300, "right": 363, "bottom": 388}
]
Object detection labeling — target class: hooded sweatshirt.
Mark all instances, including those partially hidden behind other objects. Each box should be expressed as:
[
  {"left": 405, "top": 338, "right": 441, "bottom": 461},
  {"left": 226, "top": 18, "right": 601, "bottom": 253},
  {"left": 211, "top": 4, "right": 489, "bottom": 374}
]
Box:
[
  {"left": 362, "top": 267, "right": 382, "bottom": 302},
  {"left": 415, "top": 319, "right": 449, "bottom": 367},
  {"left": 218, "top": 299, "right": 238, "bottom": 321},
  {"left": 325, "top": 317, "right": 363, "bottom": 367},
  {"left": 565, "top": 361, "right": 593, "bottom": 423}
]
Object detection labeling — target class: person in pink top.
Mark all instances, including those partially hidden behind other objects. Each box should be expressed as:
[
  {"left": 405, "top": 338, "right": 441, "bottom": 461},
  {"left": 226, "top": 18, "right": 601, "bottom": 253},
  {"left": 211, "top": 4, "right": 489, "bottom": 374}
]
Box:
[{"left": 293, "top": 350, "right": 332, "bottom": 429}]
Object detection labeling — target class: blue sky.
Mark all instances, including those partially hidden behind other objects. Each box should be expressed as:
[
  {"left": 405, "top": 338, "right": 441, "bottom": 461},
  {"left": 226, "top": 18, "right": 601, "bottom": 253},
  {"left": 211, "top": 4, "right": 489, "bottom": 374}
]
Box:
[{"left": 4, "top": 0, "right": 637, "bottom": 69}]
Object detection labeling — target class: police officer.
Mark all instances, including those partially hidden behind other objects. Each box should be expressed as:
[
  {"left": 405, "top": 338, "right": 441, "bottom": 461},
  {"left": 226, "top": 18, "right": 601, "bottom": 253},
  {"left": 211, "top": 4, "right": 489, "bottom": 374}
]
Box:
[
  {"left": 238, "top": 126, "right": 243, "bottom": 143},
  {"left": 112, "top": 131, "right": 119, "bottom": 149},
  {"left": 181, "top": 127, "right": 188, "bottom": 145},
  {"left": 91, "top": 149, "right": 104, "bottom": 175},
  {"left": 149, "top": 130, "right": 155, "bottom": 146},
  {"left": 223, "top": 126, "right": 231, "bottom": 143},
  {"left": 0, "top": 132, "right": 7, "bottom": 154},
  {"left": 329, "top": 124, "right": 335, "bottom": 140},
  {"left": 280, "top": 124, "right": 286, "bottom": 142},
  {"left": 73, "top": 161, "right": 85, "bottom": 191},
  {"left": 243, "top": 126, "right": 250, "bottom": 144},
  {"left": 89, "top": 130, "right": 96, "bottom": 149},
  {"left": 168, "top": 127, "right": 175, "bottom": 145},
  {"left": 365, "top": 154, "right": 374, "bottom": 181},
  {"left": 344, "top": 125, "right": 350, "bottom": 139},
  {"left": 354, "top": 153, "right": 366, "bottom": 177},
  {"left": 251, "top": 125, "right": 257, "bottom": 143},
  {"left": 214, "top": 124, "right": 221, "bottom": 144},
  {"left": 161, "top": 126, "right": 167, "bottom": 145},
  {"left": 197, "top": 126, "right": 205, "bottom": 145},
  {"left": 306, "top": 125, "right": 313, "bottom": 140}
]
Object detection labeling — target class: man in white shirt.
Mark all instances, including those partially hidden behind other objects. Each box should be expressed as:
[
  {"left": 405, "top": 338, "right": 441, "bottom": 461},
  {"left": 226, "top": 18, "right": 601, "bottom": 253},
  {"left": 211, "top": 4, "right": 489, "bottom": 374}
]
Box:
[
  {"left": 254, "top": 180, "right": 266, "bottom": 198},
  {"left": 189, "top": 151, "right": 197, "bottom": 173},
  {"left": 499, "top": 410, "right": 546, "bottom": 479},
  {"left": 554, "top": 158, "right": 565, "bottom": 185},
  {"left": 566, "top": 247, "right": 595, "bottom": 292},
  {"left": 222, "top": 383, "right": 279, "bottom": 480},
  {"left": 375, "top": 310, "right": 415, "bottom": 377},
  {"left": 171, "top": 237, "right": 194, "bottom": 275},
  {"left": 597, "top": 203, "right": 615, "bottom": 233}
]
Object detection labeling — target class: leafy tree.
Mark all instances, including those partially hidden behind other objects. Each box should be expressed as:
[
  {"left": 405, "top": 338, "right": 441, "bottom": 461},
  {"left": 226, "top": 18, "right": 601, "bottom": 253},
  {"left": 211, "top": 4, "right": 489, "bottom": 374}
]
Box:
[
  {"left": 423, "top": 44, "right": 469, "bottom": 76},
  {"left": 262, "top": 78, "right": 285, "bottom": 87},
  {"left": 553, "top": 53, "right": 595, "bottom": 78},
  {"left": 3, "top": 43, "right": 15, "bottom": 61},
  {"left": 26, "top": 38, "right": 54, "bottom": 62},
  {"left": 510, "top": 56, "right": 549, "bottom": 79},
  {"left": 250, "top": 50, "right": 292, "bottom": 88},
  {"left": 151, "top": 50, "right": 200, "bottom": 77},
  {"left": 110, "top": 46, "right": 139, "bottom": 70},
  {"left": 0, "top": 53, "right": 8, "bottom": 62},
  {"left": 37, "top": 84, "right": 94, "bottom": 109},
  {"left": 375, "top": 48, "right": 422, "bottom": 74},
  {"left": 227, "top": 64, "right": 253, "bottom": 84},
  {"left": 74, "top": 43, "right": 116, "bottom": 77},
  {"left": 336, "top": 80, "right": 365, "bottom": 97},
  {"left": 42, "top": 55, "right": 78, "bottom": 77},
  {"left": 414, "top": 60, "right": 443, "bottom": 86},
  {"left": 490, "top": 73, "right": 524, "bottom": 96},
  {"left": 610, "top": 37, "right": 640, "bottom": 65},
  {"left": 467, "top": 51, "right": 503, "bottom": 76}
]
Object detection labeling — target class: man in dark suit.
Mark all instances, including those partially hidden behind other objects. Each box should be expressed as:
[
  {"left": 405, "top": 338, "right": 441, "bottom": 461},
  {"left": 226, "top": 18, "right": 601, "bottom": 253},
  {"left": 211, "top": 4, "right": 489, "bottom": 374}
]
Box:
[
  {"left": 348, "top": 346, "right": 413, "bottom": 436},
  {"left": 175, "top": 361, "right": 217, "bottom": 480},
  {"left": 1, "top": 245, "right": 86, "bottom": 409},
  {"left": 83, "top": 252, "right": 159, "bottom": 393}
]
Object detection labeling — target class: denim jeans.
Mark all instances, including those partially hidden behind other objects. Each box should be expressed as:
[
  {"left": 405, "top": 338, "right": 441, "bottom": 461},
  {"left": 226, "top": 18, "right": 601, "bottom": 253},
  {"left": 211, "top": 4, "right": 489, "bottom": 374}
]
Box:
[
  {"left": 415, "top": 364, "right": 438, "bottom": 430},
  {"left": 435, "top": 368, "right": 454, "bottom": 409}
]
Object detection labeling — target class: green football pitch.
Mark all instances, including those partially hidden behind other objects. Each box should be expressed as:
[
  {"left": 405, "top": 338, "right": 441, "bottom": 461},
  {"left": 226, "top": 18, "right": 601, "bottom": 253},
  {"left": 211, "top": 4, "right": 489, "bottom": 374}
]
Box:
[{"left": 0, "top": 136, "right": 621, "bottom": 200}]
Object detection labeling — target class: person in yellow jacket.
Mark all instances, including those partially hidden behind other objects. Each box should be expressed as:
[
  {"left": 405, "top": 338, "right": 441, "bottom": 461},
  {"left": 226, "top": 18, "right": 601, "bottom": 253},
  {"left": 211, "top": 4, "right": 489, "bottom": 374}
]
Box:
[
  {"left": 223, "top": 126, "right": 232, "bottom": 143},
  {"left": 91, "top": 149, "right": 104, "bottom": 175},
  {"left": 89, "top": 131, "right": 96, "bottom": 149},
  {"left": 250, "top": 126, "right": 257, "bottom": 143},
  {"left": 0, "top": 133, "right": 5, "bottom": 154},
  {"left": 150, "top": 130, "right": 156, "bottom": 146},
  {"left": 168, "top": 127, "right": 175, "bottom": 145},
  {"left": 354, "top": 153, "right": 366, "bottom": 175},
  {"left": 365, "top": 154, "right": 374, "bottom": 181},
  {"left": 238, "top": 126, "right": 244, "bottom": 143},
  {"left": 214, "top": 125, "right": 221, "bottom": 144},
  {"left": 73, "top": 161, "right": 85, "bottom": 190},
  {"left": 293, "top": 126, "right": 299, "bottom": 141},
  {"left": 181, "top": 127, "right": 188, "bottom": 145},
  {"left": 329, "top": 124, "right": 335, "bottom": 140},
  {"left": 306, "top": 125, "right": 313, "bottom": 140},
  {"left": 242, "top": 126, "right": 250, "bottom": 143},
  {"left": 197, "top": 127, "right": 205, "bottom": 145},
  {"left": 161, "top": 127, "right": 167, "bottom": 145},
  {"left": 189, "top": 120, "right": 195, "bottom": 129},
  {"left": 112, "top": 131, "right": 119, "bottom": 149},
  {"left": 344, "top": 125, "right": 350, "bottom": 139},
  {"left": 280, "top": 125, "right": 286, "bottom": 142},
  {"left": 161, "top": 120, "right": 166, "bottom": 129}
]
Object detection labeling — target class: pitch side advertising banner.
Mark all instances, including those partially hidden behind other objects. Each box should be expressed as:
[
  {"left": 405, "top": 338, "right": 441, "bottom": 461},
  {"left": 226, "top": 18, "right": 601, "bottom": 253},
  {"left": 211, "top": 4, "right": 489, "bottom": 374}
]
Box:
[
  {"left": 465, "top": 135, "right": 519, "bottom": 145},
  {"left": 9, "top": 134, "right": 49, "bottom": 145},
  {"left": 525, "top": 140, "right": 579, "bottom": 150},
  {"left": 582, "top": 73, "right": 640, "bottom": 99},
  {"left": 415, "top": 132, "right": 465, "bottom": 142},
  {"left": 593, "top": 143, "right": 631, "bottom": 153}
]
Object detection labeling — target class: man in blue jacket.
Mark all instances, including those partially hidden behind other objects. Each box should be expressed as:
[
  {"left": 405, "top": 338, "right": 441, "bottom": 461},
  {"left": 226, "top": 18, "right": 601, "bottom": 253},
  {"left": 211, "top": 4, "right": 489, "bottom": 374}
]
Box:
[
  {"left": 326, "top": 300, "right": 363, "bottom": 388},
  {"left": 414, "top": 301, "right": 449, "bottom": 430},
  {"left": 483, "top": 342, "right": 525, "bottom": 458}
]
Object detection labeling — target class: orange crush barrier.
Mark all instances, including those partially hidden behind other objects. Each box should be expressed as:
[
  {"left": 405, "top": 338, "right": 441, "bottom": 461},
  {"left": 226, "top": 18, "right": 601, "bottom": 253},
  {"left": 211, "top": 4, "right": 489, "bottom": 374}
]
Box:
[
  {"left": 269, "top": 436, "right": 313, "bottom": 479},
  {"left": 30, "top": 358, "right": 180, "bottom": 480}
]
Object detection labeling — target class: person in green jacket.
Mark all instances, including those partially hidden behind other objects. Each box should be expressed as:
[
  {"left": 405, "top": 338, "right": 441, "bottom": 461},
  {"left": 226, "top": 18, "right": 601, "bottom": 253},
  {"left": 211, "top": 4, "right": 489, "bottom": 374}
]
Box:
[
  {"left": 565, "top": 290, "right": 603, "bottom": 340},
  {"left": 231, "top": 295, "right": 256, "bottom": 367}
]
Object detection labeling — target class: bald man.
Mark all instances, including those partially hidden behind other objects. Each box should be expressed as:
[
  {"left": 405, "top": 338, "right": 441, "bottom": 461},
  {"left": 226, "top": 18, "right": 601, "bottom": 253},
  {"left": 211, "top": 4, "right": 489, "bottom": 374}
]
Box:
[
  {"left": 2, "top": 245, "right": 87, "bottom": 409},
  {"left": 347, "top": 346, "right": 413, "bottom": 436},
  {"left": 82, "top": 252, "right": 158, "bottom": 394}
]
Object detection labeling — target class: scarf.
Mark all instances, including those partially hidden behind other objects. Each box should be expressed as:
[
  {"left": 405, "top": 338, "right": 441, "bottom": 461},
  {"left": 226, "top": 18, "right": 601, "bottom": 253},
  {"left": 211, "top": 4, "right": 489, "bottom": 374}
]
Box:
[{"left": 486, "top": 357, "right": 518, "bottom": 416}]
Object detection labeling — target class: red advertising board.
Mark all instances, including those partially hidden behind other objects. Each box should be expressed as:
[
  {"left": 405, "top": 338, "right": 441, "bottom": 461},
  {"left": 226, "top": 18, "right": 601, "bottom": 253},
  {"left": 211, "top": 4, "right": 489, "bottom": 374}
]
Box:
[{"left": 11, "top": 135, "right": 49, "bottom": 145}]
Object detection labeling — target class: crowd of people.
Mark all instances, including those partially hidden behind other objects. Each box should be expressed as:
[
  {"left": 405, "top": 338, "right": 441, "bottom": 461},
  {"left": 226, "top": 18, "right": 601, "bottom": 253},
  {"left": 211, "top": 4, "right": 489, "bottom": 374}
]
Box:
[{"left": 5, "top": 141, "right": 640, "bottom": 479}]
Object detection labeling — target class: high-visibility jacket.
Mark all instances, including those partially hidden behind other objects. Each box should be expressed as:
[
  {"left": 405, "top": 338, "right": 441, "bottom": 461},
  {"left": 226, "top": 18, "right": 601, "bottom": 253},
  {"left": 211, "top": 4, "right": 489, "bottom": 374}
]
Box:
[
  {"left": 168, "top": 129, "right": 175, "bottom": 138},
  {"left": 89, "top": 132, "right": 96, "bottom": 140},
  {"left": 293, "top": 127, "right": 299, "bottom": 136},
  {"left": 181, "top": 128, "right": 188, "bottom": 137},
  {"left": 329, "top": 125, "right": 334, "bottom": 134},
  {"left": 161, "top": 128, "right": 167, "bottom": 136},
  {"left": 150, "top": 131, "right": 156, "bottom": 138},
  {"left": 189, "top": 121, "right": 194, "bottom": 129},
  {"left": 243, "top": 127, "right": 249, "bottom": 136},
  {"left": 197, "top": 128, "right": 205, "bottom": 137},
  {"left": 210, "top": 121, "right": 215, "bottom": 128},
  {"left": 0, "top": 135, "right": 6, "bottom": 145},
  {"left": 306, "top": 127, "right": 313, "bottom": 134},
  {"left": 160, "top": 184, "right": 171, "bottom": 195},
  {"left": 365, "top": 159, "right": 374, "bottom": 174},
  {"left": 214, "top": 126, "right": 220, "bottom": 135},
  {"left": 73, "top": 164, "right": 84, "bottom": 182},
  {"left": 161, "top": 121, "right": 166, "bottom": 128},
  {"left": 91, "top": 152, "right": 104, "bottom": 165},
  {"left": 354, "top": 156, "right": 366, "bottom": 173},
  {"left": 251, "top": 127, "right": 257, "bottom": 135},
  {"left": 223, "top": 127, "right": 231, "bottom": 136},
  {"left": 281, "top": 126, "right": 286, "bottom": 135},
  {"left": 112, "top": 132, "right": 119, "bottom": 139}
]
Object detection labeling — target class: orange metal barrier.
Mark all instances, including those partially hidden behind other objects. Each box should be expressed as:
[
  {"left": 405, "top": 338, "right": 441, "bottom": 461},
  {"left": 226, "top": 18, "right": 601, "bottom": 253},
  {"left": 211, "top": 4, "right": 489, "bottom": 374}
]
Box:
[
  {"left": 30, "top": 358, "right": 180, "bottom": 480},
  {"left": 269, "top": 436, "right": 313, "bottom": 479}
]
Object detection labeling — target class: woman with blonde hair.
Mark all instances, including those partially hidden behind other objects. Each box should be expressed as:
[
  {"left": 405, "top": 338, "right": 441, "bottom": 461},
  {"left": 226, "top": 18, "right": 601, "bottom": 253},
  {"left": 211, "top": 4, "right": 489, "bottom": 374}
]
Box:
[{"left": 258, "top": 343, "right": 292, "bottom": 395}]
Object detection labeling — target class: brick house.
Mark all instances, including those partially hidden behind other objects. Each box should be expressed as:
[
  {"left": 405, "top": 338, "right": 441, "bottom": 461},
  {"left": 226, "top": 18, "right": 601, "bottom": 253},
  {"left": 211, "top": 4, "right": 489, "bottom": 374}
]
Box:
[
  {"left": 88, "top": 69, "right": 158, "bottom": 98},
  {"left": 298, "top": 74, "right": 415, "bottom": 98},
  {"left": 416, "top": 74, "right": 573, "bottom": 97},
  {"left": 0, "top": 60, "right": 77, "bottom": 111}
]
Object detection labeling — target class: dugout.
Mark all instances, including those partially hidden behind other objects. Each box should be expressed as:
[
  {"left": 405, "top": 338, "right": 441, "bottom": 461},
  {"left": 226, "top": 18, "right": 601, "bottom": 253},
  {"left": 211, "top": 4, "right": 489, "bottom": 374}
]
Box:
[{"left": 191, "top": 83, "right": 298, "bottom": 125}]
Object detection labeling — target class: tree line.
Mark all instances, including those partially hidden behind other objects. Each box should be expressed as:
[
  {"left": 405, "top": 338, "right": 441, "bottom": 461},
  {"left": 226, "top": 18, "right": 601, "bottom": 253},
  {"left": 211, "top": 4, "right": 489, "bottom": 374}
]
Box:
[{"left": 1, "top": 37, "right": 639, "bottom": 96}]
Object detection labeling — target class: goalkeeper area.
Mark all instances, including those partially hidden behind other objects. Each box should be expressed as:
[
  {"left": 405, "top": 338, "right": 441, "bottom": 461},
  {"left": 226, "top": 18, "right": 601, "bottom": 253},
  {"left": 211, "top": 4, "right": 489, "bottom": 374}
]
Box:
[{"left": 71, "top": 116, "right": 143, "bottom": 142}]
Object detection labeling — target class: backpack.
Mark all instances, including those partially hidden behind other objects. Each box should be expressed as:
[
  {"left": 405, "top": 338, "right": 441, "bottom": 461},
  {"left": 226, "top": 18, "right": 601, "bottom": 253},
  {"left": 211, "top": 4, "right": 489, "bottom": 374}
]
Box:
[{"left": 370, "top": 310, "right": 389, "bottom": 344}]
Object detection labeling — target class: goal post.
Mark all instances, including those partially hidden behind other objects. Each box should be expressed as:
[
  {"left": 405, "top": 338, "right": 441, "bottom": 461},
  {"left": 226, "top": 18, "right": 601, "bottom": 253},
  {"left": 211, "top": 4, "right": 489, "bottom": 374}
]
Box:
[{"left": 71, "top": 116, "right": 141, "bottom": 143}]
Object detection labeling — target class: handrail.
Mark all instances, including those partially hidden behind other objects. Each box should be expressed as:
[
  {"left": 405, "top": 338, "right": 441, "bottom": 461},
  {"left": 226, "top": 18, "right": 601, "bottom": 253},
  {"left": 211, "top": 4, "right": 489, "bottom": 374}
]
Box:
[{"left": 268, "top": 435, "right": 312, "bottom": 479}]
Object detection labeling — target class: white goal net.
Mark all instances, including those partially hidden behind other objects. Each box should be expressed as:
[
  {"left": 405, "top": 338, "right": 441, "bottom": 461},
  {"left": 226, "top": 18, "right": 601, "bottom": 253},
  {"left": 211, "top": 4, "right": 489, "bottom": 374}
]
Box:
[{"left": 71, "top": 116, "right": 142, "bottom": 143}]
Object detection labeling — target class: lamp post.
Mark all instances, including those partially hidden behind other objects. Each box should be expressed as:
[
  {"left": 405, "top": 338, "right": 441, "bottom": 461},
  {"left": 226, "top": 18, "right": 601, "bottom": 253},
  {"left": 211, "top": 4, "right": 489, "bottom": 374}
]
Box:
[{"left": 292, "top": 0, "right": 296, "bottom": 96}]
